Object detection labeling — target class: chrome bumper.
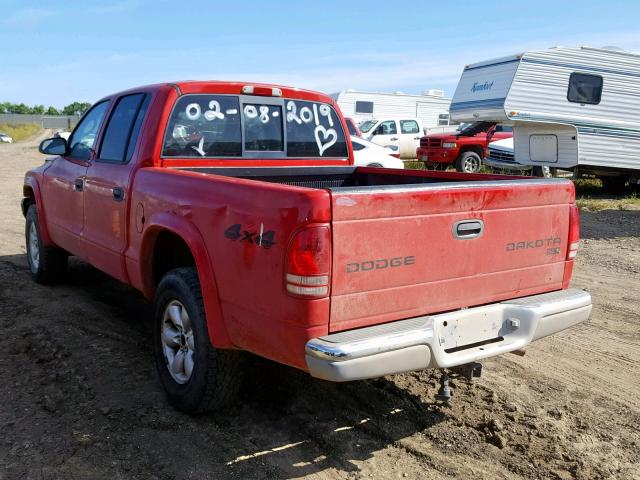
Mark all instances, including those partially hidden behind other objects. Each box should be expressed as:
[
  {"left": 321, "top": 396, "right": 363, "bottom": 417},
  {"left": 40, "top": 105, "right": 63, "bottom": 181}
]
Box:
[{"left": 306, "top": 289, "right": 592, "bottom": 382}]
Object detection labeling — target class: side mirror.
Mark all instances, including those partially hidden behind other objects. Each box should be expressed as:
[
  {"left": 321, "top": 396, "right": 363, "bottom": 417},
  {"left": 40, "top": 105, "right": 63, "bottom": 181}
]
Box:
[{"left": 39, "top": 137, "right": 68, "bottom": 156}]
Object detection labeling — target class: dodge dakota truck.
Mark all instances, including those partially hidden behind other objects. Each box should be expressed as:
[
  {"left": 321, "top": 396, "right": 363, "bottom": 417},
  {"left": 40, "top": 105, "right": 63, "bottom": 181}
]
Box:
[
  {"left": 24, "top": 81, "right": 592, "bottom": 413},
  {"left": 417, "top": 122, "right": 512, "bottom": 173}
]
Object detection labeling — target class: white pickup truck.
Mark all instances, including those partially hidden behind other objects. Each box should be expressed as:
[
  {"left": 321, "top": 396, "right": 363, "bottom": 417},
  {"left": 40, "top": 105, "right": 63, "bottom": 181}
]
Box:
[{"left": 359, "top": 117, "right": 424, "bottom": 159}]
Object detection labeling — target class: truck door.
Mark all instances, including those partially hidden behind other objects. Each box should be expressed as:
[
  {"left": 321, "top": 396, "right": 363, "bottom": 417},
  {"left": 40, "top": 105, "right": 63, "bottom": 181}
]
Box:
[
  {"left": 42, "top": 101, "right": 109, "bottom": 254},
  {"left": 82, "top": 93, "right": 150, "bottom": 282},
  {"left": 398, "top": 119, "right": 421, "bottom": 158},
  {"left": 370, "top": 120, "right": 399, "bottom": 150}
]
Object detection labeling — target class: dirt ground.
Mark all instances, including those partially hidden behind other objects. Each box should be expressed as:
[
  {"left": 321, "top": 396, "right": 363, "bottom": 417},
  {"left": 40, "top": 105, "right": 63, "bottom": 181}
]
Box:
[{"left": 1, "top": 133, "right": 639, "bottom": 480}]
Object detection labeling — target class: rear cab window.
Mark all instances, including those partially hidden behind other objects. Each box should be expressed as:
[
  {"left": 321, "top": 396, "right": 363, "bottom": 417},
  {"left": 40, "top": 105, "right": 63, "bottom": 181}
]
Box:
[{"left": 162, "top": 94, "right": 347, "bottom": 159}]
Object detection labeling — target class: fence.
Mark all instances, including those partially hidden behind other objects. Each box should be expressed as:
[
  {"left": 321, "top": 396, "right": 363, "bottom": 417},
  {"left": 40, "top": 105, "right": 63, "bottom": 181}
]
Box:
[{"left": 0, "top": 113, "right": 80, "bottom": 130}]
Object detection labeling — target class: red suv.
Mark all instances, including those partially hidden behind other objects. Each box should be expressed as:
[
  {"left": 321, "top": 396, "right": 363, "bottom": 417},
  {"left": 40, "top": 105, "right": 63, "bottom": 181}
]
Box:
[{"left": 417, "top": 122, "right": 512, "bottom": 173}]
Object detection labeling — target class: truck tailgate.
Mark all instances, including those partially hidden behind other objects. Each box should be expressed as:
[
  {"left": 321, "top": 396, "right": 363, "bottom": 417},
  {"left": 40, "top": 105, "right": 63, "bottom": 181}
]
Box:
[{"left": 329, "top": 179, "right": 574, "bottom": 332}]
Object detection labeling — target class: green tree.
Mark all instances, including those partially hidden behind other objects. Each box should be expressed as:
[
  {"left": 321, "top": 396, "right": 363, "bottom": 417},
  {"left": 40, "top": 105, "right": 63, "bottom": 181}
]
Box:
[
  {"left": 62, "top": 102, "right": 92, "bottom": 116},
  {"left": 9, "top": 103, "right": 30, "bottom": 114},
  {"left": 0, "top": 102, "right": 10, "bottom": 113},
  {"left": 45, "top": 106, "right": 59, "bottom": 115},
  {"left": 31, "top": 104, "right": 45, "bottom": 115}
]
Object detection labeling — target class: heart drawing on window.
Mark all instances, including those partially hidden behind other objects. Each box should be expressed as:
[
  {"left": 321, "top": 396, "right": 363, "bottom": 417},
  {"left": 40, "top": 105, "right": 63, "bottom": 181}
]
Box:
[{"left": 314, "top": 125, "right": 337, "bottom": 156}]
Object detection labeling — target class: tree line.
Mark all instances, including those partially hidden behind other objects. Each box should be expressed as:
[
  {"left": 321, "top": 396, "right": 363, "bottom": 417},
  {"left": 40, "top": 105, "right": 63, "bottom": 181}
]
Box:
[{"left": 0, "top": 101, "right": 92, "bottom": 116}]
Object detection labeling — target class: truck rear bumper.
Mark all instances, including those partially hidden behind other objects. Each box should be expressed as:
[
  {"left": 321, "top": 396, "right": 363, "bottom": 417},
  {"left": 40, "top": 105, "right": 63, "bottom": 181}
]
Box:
[{"left": 305, "top": 289, "right": 591, "bottom": 382}]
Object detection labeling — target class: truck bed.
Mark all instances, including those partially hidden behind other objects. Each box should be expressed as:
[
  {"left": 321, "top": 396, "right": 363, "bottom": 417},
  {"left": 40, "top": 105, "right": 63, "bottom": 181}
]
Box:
[
  {"left": 179, "top": 166, "right": 575, "bottom": 333},
  {"left": 179, "top": 166, "right": 549, "bottom": 191}
]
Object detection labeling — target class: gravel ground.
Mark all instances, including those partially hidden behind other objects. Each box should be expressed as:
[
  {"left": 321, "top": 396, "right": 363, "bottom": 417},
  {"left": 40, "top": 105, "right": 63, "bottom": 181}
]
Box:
[{"left": 1, "top": 134, "right": 639, "bottom": 480}]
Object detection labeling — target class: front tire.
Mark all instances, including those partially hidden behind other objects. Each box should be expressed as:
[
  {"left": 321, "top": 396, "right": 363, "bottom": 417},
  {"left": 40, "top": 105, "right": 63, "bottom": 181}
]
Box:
[
  {"left": 455, "top": 151, "right": 482, "bottom": 173},
  {"left": 153, "top": 267, "right": 244, "bottom": 414},
  {"left": 25, "top": 204, "right": 67, "bottom": 284}
]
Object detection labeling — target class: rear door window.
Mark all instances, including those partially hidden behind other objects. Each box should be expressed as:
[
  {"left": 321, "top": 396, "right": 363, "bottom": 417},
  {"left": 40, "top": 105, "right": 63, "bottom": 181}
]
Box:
[
  {"left": 286, "top": 100, "right": 348, "bottom": 157},
  {"left": 99, "top": 93, "right": 148, "bottom": 162},
  {"left": 400, "top": 120, "right": 420, "bottom": 134},
  {"left": 163, "top": 95, "right": 242, "bottom": 157}
]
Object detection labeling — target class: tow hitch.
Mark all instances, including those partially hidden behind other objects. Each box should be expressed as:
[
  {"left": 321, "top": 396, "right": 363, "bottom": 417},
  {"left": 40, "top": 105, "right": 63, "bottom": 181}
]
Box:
[{"left": 435, "top": 362, "right": 483, "bottom": 403}]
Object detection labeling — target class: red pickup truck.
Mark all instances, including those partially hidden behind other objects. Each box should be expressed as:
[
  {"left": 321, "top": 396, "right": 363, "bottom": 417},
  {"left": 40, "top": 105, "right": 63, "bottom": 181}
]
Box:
[
  {"left": 24, "top": 81, "right": 591, "bottom": 413},
  {"left": 417, "top": 122, "right": 512, "bottom": 173}
]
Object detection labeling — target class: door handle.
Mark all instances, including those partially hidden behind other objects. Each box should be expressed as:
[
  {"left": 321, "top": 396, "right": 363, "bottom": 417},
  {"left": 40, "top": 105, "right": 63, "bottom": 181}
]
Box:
[
  {"left": 390, "top": 137, "right": 398, "bottom": 141},
  {"left": 112, "top": 187, "right": 124, "bottom": 202},
  {"left": 453, "top": 220, "right": 484, "bottom": 239},
  {"left": 74, "top": 178, "right": 84, "bottom": 192}
]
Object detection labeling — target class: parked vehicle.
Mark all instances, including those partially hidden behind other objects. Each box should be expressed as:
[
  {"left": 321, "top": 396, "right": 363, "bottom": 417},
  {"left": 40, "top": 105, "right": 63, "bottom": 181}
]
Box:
[
  {"left": 0, "top": 131, "right": 13, "bottom": 143},
  {"left": 359, "top": 117, "right": 425, "bottom": 159},
  {"left": 417, "top": 122, "right": 512, "bottom": 173},
  {"left": 450, "top": 46, "right": 640, "bottom": 189},
  {"left": 332, "top": 89, "right": 452, "bottom": 130},
  {"left": 351, "top": 136, "right": 404, "bottom": 168},
  {"left": 24, "top": 80, "right": 591, "bottom": 413},
  {"left": 344, "top": 117, "right": 362, "bottom": 137},
  {"left": 485, "top": 137, "right": 555, "bottom": 177}
]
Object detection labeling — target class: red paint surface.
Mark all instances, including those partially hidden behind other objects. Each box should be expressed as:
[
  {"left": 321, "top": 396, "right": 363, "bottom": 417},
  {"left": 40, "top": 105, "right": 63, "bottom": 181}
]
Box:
[{"left": 24, "top": 81, "right": 578, "bottom": 372}]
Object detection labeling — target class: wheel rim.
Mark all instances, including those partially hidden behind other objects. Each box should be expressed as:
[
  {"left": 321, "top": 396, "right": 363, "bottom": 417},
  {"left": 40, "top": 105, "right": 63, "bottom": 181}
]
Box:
[
  {"left": 464, "top": 156, "right": 480, "bottom": 173},
  {"left": 161, "top": 300, "right": 195, "bottom": 384},
  {"left": 28, "top": 222, "right": 40, "bottom": 270}
]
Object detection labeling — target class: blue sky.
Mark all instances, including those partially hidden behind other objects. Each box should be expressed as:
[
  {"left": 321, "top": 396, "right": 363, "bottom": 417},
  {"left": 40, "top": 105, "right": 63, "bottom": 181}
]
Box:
[{"left": 1, "top": 0, "right": 640, "bottom": 107}]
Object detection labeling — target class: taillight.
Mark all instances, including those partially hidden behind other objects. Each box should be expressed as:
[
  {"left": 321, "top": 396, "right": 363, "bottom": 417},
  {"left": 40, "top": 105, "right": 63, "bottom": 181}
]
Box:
[
  {"left": 285, "top": 225, "right": 331, "bottom": 298},
  {"left": 567, "top": 204, "right": 580, "bottom": 259}
]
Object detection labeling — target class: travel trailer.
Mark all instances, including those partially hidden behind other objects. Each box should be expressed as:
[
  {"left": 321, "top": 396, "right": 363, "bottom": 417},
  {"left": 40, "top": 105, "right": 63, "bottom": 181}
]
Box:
[
  {"left": 450, "top": 46, "right": 640, "bottom": 188},
  {"left": 332, "top": 89, "right": 453, "bottom": 131}
]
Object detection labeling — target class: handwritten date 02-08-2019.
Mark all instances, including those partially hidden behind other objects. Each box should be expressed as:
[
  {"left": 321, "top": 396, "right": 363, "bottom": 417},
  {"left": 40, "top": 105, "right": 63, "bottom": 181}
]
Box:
[{"left": 183, "top": 100, "right": 339, "bottom": 156}]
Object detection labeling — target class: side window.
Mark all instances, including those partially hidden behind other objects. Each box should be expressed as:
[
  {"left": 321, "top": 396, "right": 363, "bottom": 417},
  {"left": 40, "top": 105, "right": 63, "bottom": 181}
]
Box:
[
  {"left": 243, "top": 103, "right": 283, "bottom": 152},
  {"left": 376, "top": 120, "right": 397, "bottom": 135},
  {"left": 285, "top": 100, "right": 348, "bottom": 157},
  {"left": 400, "top": 120, "right": 420, "bottom": 134},
  {"left": 99, "top": 93, "right": 148, "bottom": 162},
  {"left": 567, "top": 73, "right": 603, "bottom": 105},
  {"left": 163, "top": 95, "right": 241, "bottom": 157},
  {"left": 68, "top": 101, "right": 109, "bottom": 160},
  {"left": 355, "top": 101, "right": 374, "bottom": 114},
  {"left": 495, "top": 125, "right": 513, "bottom": 133}
]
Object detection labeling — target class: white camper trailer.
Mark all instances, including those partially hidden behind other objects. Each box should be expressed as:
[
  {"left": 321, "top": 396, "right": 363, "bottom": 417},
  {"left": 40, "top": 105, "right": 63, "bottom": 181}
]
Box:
[
  {"left": 332, "top": 89, "right": 453, "bottom": 130},
  {"left": 450, "top": 46, "right": 640, "bottom": 187}
]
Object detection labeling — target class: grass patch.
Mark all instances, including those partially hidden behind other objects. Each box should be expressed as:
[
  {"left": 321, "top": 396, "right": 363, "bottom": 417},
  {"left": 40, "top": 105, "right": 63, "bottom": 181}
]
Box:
[
  {"left": 0, "top": 123, "right": 41, "bottom": 142},
  {"left": 576, "top": 194, "right": 640, "bottom": 211},
  {"left": 403, "top": 160, "right": 426, "bottom": 170}
]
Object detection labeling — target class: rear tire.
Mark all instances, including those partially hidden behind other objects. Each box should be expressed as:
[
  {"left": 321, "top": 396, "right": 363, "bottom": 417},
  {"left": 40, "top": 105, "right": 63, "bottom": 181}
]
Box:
[
  {"left": 455, "top": 152, "right": 482, "bottom": 173},
  {"left": 25, "top": 204, "right": 67, "bottom": 284},
  {"left": 153, "top": 267, "right": 244, "bottom": 414}
]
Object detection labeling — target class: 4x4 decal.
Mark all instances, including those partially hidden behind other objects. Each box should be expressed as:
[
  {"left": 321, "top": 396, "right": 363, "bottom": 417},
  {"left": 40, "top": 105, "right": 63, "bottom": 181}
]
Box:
[{"left": 224, "top": 223, "right": 276, "bottom": 250}]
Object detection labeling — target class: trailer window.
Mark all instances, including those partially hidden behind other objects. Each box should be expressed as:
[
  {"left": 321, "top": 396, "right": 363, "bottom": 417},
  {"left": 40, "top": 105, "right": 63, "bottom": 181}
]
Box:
[
  {"left": 163, "top": 95, "right": 242, "bottom": 157},
  {"left": 355, "top": 101, "right": 374, "bottom": 114},
  {"left": 567, "top": 73, "right": 603, "bottom": 105},
  {"left": 286, "top": 100, "right": 348, "bottom": 157}
]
